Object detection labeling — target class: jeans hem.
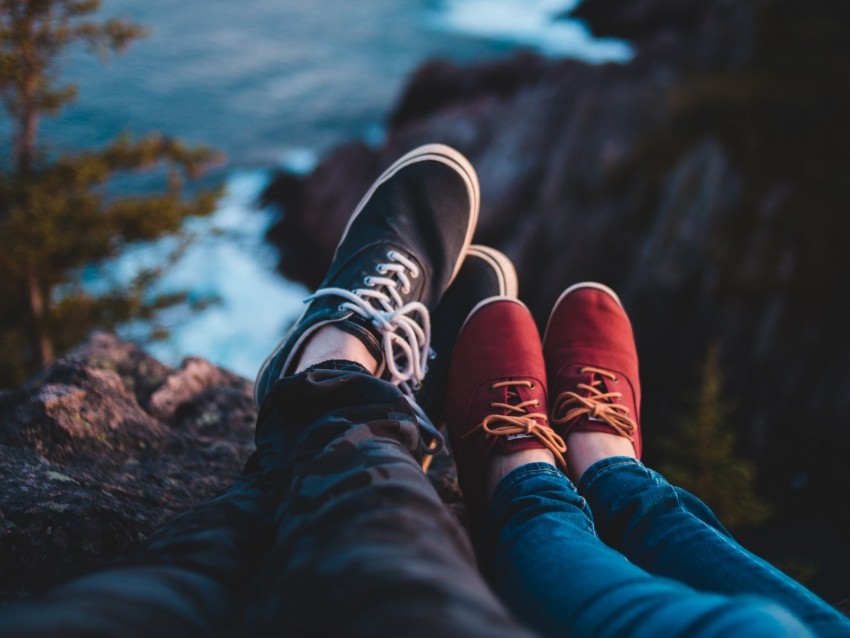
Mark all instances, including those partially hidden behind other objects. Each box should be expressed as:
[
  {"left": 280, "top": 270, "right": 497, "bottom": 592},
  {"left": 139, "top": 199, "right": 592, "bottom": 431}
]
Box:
[
  {"left": 578, "top": 456, "right": 645, "bottom": 494},
  {"left": 490, "top": 462, "right": 571, "bottom": 505},
  {"left": 300, "top": 359, "right": 372, "bottom": 375}
]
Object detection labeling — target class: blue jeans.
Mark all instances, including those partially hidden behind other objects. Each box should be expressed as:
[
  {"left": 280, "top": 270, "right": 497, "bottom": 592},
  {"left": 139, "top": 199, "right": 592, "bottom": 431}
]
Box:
[{"left": 486, "top": 458, "right": 850, "bottom": 638}]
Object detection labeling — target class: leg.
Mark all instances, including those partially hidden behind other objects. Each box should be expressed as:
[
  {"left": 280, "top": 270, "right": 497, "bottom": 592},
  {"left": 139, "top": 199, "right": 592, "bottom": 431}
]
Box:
[
  {"left": 579, "top": 456, "right": 850, "bottom": 638},
  {"left": 545, "top": 282, "right": 849, "bottom": 637},
  {"left": 0, "top": 142, "right": 488, "bottom": 638},
  {"left": 245, "top": 145, "right": 532, "bottom": 636},
  {"left": 487, "top": 461, "right": 812, "bottom": 638},
  {"left": 245, "top": 360, "right": 532, "bottom": 637},
  {"left": 448, "top": 296, "right": 814, "bottom": 637},
  {"left": 0, "top": 469, "right": 272, "bottom": 637}
]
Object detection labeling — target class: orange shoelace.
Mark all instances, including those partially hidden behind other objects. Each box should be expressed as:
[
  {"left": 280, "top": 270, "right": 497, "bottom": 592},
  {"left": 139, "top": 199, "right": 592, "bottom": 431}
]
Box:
[
  {"left": 551, "top": 366, "right": 636, "bottom": 442},
  {"left": 471, "top": 380, "right": 567, "bottom": 469}
]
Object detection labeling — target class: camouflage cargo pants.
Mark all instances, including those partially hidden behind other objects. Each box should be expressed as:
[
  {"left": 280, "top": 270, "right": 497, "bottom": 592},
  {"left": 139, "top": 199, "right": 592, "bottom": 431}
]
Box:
[{"left": 0, "top": 361, "right": 533, "bottom": 637}]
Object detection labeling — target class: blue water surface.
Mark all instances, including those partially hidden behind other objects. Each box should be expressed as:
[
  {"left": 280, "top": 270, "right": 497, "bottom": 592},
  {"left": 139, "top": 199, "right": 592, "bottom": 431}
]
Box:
[{"left": 21, "top": 0, "right": 629, "bottom": 377}]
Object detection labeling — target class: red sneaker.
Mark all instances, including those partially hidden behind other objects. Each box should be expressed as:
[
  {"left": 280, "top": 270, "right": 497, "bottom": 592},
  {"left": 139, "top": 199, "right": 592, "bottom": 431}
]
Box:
[
  {"left": 446, "top": 298, "right": 566, "bottom": 528},
  {"left": 543, "top": 283, "right": 642, "bottom": 458}
]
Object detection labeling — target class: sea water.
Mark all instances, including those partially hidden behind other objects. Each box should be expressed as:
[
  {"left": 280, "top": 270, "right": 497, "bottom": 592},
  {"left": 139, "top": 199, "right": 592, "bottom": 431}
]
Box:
[{"left": 28, "top": 0, "right": 630, "bottom": 377}]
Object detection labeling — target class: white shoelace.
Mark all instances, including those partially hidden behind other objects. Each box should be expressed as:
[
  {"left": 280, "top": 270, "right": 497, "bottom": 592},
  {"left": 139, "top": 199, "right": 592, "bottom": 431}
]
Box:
[{"left": 306, "top": 250, "right": 443, "bottom": 451}]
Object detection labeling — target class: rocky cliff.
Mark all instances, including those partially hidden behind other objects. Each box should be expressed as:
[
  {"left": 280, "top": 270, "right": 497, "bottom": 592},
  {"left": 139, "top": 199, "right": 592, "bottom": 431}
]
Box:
[
  {"left": 263, "top": 0, "right": 850, "bottom": 602},
  {"left": 0, "top": 333, "right": 461, "bottom": 603},
  {"left": 0, "top": 333, "right": 259, "bottom": 603}
]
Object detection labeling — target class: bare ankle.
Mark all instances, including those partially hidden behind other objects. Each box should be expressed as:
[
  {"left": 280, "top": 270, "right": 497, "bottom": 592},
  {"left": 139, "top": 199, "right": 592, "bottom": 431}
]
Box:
[
  {"left": 293, "top": 325, "right": 379, "bottom": 376},
  {"left": 566, "top": 432, "right": 635, "bottom": 483}
]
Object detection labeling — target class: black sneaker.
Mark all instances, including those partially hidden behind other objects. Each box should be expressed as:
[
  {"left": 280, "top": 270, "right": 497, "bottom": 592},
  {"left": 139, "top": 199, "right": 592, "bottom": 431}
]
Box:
[
  {"left": 415, "top": 245, "right": 518, "bottom": 429},
  {"left": 254, "top": 143, "right": 480, "bottom": 415}
]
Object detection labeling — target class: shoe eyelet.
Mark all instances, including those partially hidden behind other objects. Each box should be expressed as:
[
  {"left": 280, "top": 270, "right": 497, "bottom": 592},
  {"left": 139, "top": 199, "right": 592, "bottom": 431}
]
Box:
[
  {"left": 489, "top": 384, "right": 496, "bottom": 391},
  {"left": 363, "top": 276, "right": 373, "bottom": 286},
  {"left": 387, "top": 250, "right": 398, "bottom": 260},
  {"left": 376, "top": 265, "right": 387, "bottom": 274},
  {"left": 529, "top": 383, "right": 536, "bottom": 389},
  {"left": 338, "top": 304, "right": 346, "bottom": 312}
]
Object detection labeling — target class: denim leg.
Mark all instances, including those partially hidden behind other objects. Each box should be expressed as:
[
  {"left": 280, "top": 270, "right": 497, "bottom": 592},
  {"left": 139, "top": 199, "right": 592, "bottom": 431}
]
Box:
[
  {"left": 485, "top": 463, "right": 814, "bottom": 638},
  {"left": 580, "top": 456, "right": 850, "bottom": 638},
  {"left": 245, "top": 362, "right": 534, "bottom": 638},
  {"left": 0, "top": 469, "right": 273, "bottom": 638}
]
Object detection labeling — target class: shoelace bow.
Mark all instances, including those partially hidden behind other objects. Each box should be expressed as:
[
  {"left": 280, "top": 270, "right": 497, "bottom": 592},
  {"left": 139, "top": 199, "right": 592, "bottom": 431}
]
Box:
[
  {"left": 551, "top": 366, "right": 636, "bottom": 441},
  {"left": 308, "top": 250, "right": 442, "bottom": 452},
  {"left": 474, "top": 380, "right": 567, "bottom": 469}
]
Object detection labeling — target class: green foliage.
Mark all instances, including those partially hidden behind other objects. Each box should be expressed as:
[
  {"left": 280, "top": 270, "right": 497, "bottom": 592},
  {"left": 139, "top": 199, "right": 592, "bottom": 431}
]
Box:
[
  {"left": 657, "top": 344, "right": 772, "bottom": 530},
  {"left": 0, "top": 0, "right": 222, "bottom": 388}
]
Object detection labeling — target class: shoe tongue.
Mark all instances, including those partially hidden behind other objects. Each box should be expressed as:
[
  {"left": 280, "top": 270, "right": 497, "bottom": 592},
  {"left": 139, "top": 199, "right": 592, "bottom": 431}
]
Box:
[
  {"left": 492, "top": 382, "right": 550, "bottom": 454},
  {"left": 327, "top": 243, "right": 426, "bottom": 304},
  {"left": 565, "top": 369, "right": 624, "bottom": 432},
  {"left": 576, "top": 369, "right": 607, "bottom": 422},
  {"left": 580, "top": 367, "right": 597, "bottom": 385},
  {"left": 496, "top": 434, "right": 548, "bottom": 454}
]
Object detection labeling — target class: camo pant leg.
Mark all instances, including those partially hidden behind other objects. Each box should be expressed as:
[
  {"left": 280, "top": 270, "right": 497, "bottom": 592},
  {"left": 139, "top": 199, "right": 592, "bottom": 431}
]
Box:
[
  {"left": 245, "top": 361, "right": 535, "bottom": 638},
  {"left": 0, "top": 468, "right": 272, "bottom": 638}
]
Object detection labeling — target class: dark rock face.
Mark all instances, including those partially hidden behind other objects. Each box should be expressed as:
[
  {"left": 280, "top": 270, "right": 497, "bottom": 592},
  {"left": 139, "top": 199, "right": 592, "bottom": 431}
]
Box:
[
  {"left": 263, "top": 0, "right": 850, "bottom": 602},
  {"left": 0, "top": 333, "right": 256, "bottom": 602}
]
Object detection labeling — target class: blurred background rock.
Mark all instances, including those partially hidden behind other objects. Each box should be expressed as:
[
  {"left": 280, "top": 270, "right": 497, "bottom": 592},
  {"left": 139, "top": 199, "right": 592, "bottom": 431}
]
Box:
[
  {"left": 263, "top": 0, "right": 850, "bottom": 606},
  {"left": 1, "top": 0, "right": 848, "bottom": 612}
]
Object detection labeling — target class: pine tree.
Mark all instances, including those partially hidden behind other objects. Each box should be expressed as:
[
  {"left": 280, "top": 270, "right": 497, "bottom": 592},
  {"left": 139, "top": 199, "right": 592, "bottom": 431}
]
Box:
[
  {"left": 0, "top": 0, "right": 221, "bottom": 387},
  {"left": 657, "top": 344, "right": 772, "bottom": 530}
]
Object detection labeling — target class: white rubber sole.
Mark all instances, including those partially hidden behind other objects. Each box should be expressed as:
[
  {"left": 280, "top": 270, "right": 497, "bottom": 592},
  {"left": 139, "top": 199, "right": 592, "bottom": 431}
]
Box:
[{"left": 466, "top": 245, "right": 519, "bottom": 298}]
